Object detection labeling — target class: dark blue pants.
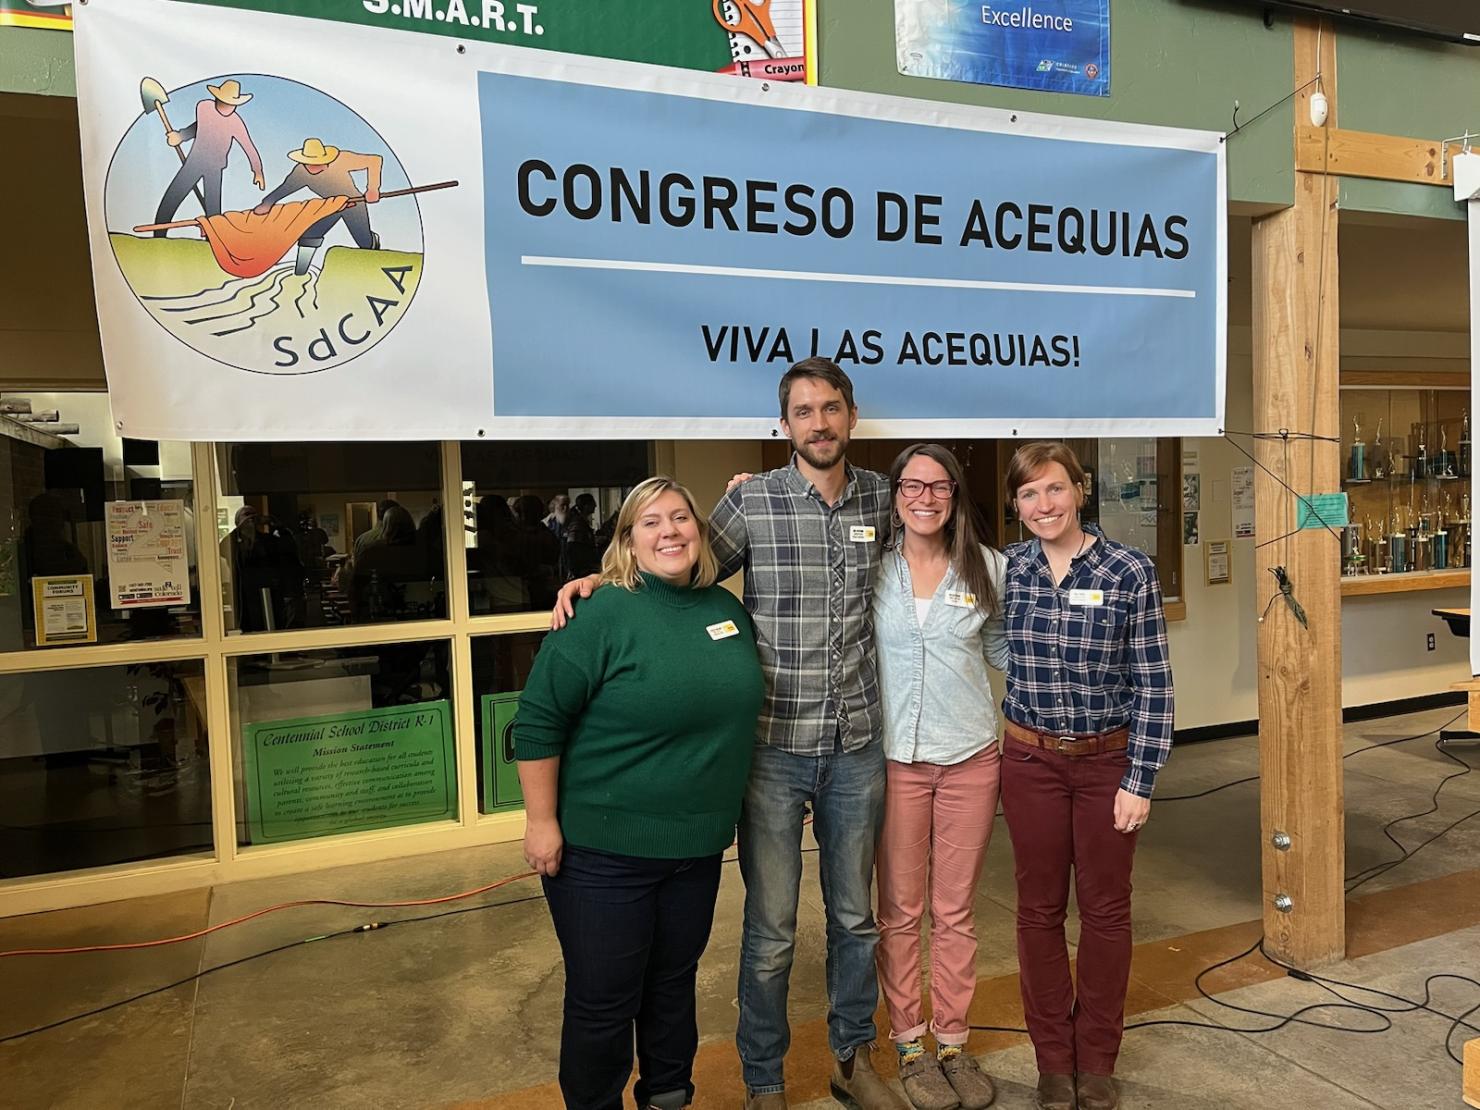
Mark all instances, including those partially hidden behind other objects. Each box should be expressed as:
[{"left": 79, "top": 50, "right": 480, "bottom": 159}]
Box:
[{"left": 542, "top": 845, "right": 723, "bottom": 1110}]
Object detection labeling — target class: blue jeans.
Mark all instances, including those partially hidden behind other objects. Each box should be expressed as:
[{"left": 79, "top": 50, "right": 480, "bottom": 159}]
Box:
[
  {"left": 735, "top": 739, "right": 886, "bottom": 1094},
  {"left": 543, "top": 845, "right": 723, "bottom": 1110}
]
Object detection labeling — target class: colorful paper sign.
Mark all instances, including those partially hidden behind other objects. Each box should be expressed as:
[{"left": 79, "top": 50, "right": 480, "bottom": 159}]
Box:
[
  {"left": 1296, "top": 493, "right": 1348, "bottom": 531},
  {"left": 105, "top": 499, "right": 190, "bottom": 609},
  {"left": 896, "top": 0, "right": 1109, "bottom": 96},
  {"left": 76, "top": 0, "right": 1223, "bottom": 441},
  {"left": 241, "top": 701, "right": 456, "bottom": 843}
]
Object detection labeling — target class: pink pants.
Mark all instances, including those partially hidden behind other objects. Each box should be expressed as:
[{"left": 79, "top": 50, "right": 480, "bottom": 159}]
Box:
[{"left": 875, "top": 746, "right": 1002, "bottom": 1044}]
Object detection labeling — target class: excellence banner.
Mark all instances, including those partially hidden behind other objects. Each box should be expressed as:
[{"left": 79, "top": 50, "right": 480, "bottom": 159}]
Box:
[{"left": 76, "top": 0, "right": 1224, "bottom": 440}]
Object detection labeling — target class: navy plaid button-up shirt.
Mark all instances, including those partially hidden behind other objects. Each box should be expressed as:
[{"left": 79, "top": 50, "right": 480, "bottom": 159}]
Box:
[
  {"left": 1002, "top": 524, "right": 1174, "bottom": 797},
  {"left": 710, "top": 457, "right": 891, "bottom": 755}
]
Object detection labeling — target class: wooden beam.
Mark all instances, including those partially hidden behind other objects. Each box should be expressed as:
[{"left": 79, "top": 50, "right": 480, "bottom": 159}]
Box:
[
  {"left": 1339, "top": 370, "right": 1469, "bottom": 390},
  {"left": 1251, "top": 15, "right": 1345, "bottom": 970},
  {"left": 1465, "top": 1037, "right": 1479, "bottom": 1109},
  {"left": 1297, "top": 126, "right": 1448, "bottom": 186}
]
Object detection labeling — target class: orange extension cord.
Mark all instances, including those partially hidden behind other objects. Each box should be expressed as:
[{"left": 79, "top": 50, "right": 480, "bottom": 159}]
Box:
[
  {"left": 0, "top": 870, "right": 537, "bottom": 958},
  {"left": 0, "top": 817, "right": 811, "bottom": 960}
]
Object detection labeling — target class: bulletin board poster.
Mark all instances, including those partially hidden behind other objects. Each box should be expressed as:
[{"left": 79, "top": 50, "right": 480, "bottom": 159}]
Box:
[
  {"left": 896, "top": 0, "right": 1109, "bottom": 97},
  {"left": 0, "top": 1, "right": 72, "bottom": 30},
  {"left": 106, "top": 499, "right": 190, "bottom": 609},
  {"left": 242, "top": 701, "right": 456, "bottom": 843},
  {"left": 480, "top": 691, "right": 525, "bottom": 813},
  {"left": 32, "top": 575, "right": 96, "bottom": 646}
]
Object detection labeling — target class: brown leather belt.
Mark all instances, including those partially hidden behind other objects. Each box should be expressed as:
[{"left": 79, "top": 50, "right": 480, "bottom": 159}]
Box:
[{"left": 1004, "top": 720, "right": 1129, "bottom": 757}]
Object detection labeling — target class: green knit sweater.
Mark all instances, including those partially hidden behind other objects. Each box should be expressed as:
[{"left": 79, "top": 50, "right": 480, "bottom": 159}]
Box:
[{"left": 513, "top": 574, "right": 764, "bottom": 859}]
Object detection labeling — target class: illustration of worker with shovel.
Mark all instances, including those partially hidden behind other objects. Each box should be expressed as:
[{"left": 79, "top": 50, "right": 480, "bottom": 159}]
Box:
[
  {"left": 149, "top": 78, "right": 266, "bottom": 235},
  {"left": 254, "top": 138, "right": 383, "bottom": 274}
]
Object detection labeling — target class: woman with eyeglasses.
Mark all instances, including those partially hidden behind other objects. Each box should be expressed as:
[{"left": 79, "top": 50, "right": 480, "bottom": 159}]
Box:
[{"left": 872, "top": 443, "right": 1007, "bottom": 1110}]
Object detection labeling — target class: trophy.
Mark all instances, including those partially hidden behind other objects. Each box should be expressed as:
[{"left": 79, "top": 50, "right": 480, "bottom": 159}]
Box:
[
  {"left": 1373, "top": 417, "right": 1387, "bottom": 480},
  {"left": 1442, "top": 425, "right": 1457, "bottom": 478},
  {"left": 1349, "top": 414, "right": 1368, "bottom": 481},
  {"left": 1461, "top": 410, "right": 1472, "bottom": 479},
  {"left": 1389, "top": 508, "right": 1408, "bottom": 573},
  {"left": 1415, "top": 431, "right": 1429, "bottom": 482}
]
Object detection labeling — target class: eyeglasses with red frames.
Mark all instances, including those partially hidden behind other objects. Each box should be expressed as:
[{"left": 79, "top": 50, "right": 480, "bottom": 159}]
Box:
[{"left": 897, "top": 478, "right": 957, "bottom": 499}]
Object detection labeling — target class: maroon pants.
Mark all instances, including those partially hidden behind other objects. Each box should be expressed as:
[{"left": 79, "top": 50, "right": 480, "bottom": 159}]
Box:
[{"left": 1000, "top": 738, "right": 1138, "bottom": 1077}]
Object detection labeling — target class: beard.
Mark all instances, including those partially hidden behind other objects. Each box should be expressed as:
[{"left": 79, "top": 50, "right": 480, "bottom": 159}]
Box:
[{"left": 794, "top": 432, "right": 849, "bottom": 470}]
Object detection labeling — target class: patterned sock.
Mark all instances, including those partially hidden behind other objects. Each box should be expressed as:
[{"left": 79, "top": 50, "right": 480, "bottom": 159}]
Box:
[
  {"left": 897, "top": 1039, "right": 925, "bottom": 1065},
  {"left": 937, "top": 1043, "right": 964, "bottom": 1062}
]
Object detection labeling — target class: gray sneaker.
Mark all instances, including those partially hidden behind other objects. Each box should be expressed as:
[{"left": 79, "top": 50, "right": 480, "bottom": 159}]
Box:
[
  {"left": 831, "top": 1045, "right": 910, "bottom": 1109},
  {"left": 939, "top": 1052, "right": 996, "bottom": 1109},
  {"left": 898, "top": 1052, "right": 961, "bottom": 1110}
]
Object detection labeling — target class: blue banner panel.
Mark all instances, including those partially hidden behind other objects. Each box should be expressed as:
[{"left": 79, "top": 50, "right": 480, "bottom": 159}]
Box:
[
  {"left": 479, "top": 63, "right": 1224, "bottom": 437},
  {"left": 896, "top": 0, "right": 1110, "bottom": 97}
]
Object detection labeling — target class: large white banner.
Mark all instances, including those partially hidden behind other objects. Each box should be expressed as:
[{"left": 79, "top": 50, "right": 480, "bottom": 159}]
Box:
[{"left": 76, "top": 0, "right": 1225, "bottom": 441}]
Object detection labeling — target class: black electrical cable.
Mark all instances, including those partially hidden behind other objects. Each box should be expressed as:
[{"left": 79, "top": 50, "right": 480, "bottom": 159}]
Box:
[
  {"left": 1155, "top": 709, "right": 1464, "bottom": 802},
  {"left": 1344, "top": 736, "right": 1476, "bottom": 894}
]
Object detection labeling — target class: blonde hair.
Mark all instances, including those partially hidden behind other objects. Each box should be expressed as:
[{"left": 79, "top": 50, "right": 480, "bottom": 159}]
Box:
[{"left": 599, "top": 477, "right": 721, "bottom": 591}]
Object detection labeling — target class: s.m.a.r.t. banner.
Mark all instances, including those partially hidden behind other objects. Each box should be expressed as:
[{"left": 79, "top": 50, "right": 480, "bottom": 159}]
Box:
[
  {"left": 181, "top": 0, "right": 816, "bottom": 82},
  {"left": 75, "top": 0, "right": 1223, "bottom": 441},
  {"left": 0, "top": 1, "right": 71, "bottom": 29},
  {"left": 896, "top": 0, "right": 1109, "bottom": 96}
]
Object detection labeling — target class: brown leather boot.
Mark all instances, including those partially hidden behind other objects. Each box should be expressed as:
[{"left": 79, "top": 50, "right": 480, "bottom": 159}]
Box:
[
  {"left": 1075, "top": 1073, "right": 1119, "bottom": 1110},
  {"left": 1034, "top": 1072, "right": 1076, "bottom": 1110},
  {"left": 831, "top": 1045, "right": 909, "bottom": 1109},
  {"left": 744, "top": 1091, "right": 790, "bottom": 1109}
]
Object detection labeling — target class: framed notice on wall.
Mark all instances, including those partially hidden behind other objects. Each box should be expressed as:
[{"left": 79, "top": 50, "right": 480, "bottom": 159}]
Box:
[
  {"left": 241, "top": 701, "right": 456, "bottom": 843},
  {"left": 32, "top": 575, "right": 96, "bottom": 646}
]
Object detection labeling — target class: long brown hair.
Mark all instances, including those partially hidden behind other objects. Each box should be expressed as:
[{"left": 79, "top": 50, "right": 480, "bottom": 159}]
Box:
[{"left": 886, "top": 443, "right": 999, "bottom": 616}]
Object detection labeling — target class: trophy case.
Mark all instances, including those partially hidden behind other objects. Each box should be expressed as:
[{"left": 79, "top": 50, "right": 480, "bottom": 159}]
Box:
[{"left": 1339, "top": 381, "right": 1471, "bottom": 595}]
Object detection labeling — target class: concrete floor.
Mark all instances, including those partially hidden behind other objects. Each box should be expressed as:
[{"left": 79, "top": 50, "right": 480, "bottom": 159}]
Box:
[{"left": 1, "top": 705, "right": 1478, "bottom": 1109}]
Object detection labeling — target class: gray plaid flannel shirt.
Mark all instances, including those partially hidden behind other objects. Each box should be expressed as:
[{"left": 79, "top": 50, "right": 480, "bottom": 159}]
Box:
[{"left": 710, "top": 458, "right": 891, "bottom": 755}]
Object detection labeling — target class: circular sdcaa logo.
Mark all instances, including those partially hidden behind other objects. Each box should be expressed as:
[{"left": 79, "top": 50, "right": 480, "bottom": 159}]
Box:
[{"left": 104, "top": 74, "right": 453, "bottom": 375}]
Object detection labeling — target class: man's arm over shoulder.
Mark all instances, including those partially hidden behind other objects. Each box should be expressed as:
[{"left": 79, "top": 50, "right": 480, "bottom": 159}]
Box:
[{"left": 709, "top": 484, "right": 751, "bottom": 582}]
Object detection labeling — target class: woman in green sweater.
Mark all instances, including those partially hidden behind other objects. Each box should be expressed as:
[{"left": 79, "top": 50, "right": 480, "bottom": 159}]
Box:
[{"left": 515, "top": 476, "right": 764, "bottom": 1110}]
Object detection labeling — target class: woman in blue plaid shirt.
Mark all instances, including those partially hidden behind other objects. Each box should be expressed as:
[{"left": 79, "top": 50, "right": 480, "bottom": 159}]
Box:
[{"left": 998, "top": 441, "right": 1174, "bottom": 1110}]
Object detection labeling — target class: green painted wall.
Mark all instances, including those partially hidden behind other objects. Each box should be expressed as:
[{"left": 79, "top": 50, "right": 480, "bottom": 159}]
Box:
[
  {"left": 1336, "top": 25, "right": 1478, "bottom": 222},
  {"left": 0, "top": 25, "right": 74, "bottom": 96},
  {"left": 819, "top": 0, "right": 1294, "bottom": 209}
]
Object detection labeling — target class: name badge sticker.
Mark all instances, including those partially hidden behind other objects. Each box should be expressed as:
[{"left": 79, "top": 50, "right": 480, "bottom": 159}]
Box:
[
  {"left": 944, "top": 590, "right": 977, "bottom": 608},
  {"left": 1069, "top": 589, "right": 1105, "bottom": 606},
  {"left": 706, "top": 620, "right": 740, "bottom": 640},
  {"left": 850, "top": 525, "right": 876, "bottom": 542}
]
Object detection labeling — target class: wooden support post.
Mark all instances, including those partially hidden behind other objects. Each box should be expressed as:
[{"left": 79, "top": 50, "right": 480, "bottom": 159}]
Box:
[
  {"left": 1250, "top": 17, "right": 1345, "bottom": 969},
  {"left": 1465, "top": 1037, "right": 1480, "bottom": 1108}
]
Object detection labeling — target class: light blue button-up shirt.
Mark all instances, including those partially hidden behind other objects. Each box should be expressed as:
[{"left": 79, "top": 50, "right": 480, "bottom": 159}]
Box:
[{"left": 873, "top": 544, "right": 1010, "bottom": 766}]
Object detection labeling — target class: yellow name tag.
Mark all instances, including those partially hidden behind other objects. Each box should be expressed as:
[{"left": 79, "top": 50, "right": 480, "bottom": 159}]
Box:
[
  {"left": 850, "top": 525, "right": 876, "bottom": 542},
  {"left": 706, "top": 620, "right": 740, "bottom": 640},
  {"left": 944, "top": 590, "right": 976, "bottom": 608},
  {"left": 1069, "top": 589, "right": 1105, "bottom": 606}
]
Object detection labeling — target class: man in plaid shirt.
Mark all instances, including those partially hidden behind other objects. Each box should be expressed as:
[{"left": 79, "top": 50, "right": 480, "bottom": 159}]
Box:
[
  {"left": 553, "top": 359, "right": 901, "bottom": 1109},
  {"left": 707, "top": 360, "right": 900, "bottom": 1109}
]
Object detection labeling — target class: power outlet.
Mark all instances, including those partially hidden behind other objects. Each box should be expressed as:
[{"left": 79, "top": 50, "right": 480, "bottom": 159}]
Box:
[{"left": 1427, "top": 633, "right": 1437, "bottom": 652}]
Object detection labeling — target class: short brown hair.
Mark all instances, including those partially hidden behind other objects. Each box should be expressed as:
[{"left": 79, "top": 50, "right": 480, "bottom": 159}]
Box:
[
  {"left": 1005, "top": 441, "right": 1087, "bottom": 505},
  {"left": 777, "top": 357, "right": 856, "bottom": 419}
]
